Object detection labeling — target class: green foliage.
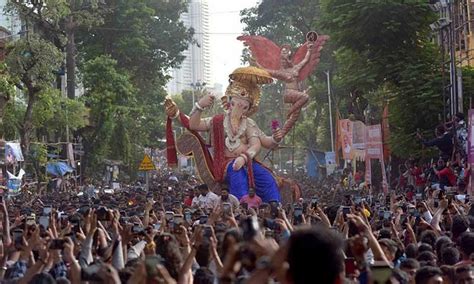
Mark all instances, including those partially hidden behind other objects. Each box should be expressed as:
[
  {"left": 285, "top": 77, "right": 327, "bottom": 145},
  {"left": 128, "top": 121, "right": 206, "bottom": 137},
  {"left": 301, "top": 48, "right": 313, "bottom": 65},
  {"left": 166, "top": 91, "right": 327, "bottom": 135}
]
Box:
[
  {"left": 4, "top": 35, "right": 64, "bottom": 152},
  {"left": 5, "top": 35, "right": 63, "bottom": 89},
  {"left": 321, "top": 0, "right": 443, "bottom": 158},
  {"left": 7, "top": 0, "right": 105, "bottom": 48},
  {"left": 79, "top": 0, "right": 192, "bottom": 86},
  {"left": 79, "top": 55, "right": 136, "bottom": 177},
  {"left": 75, "top": 0, "right": 193, "bottom": 176}
]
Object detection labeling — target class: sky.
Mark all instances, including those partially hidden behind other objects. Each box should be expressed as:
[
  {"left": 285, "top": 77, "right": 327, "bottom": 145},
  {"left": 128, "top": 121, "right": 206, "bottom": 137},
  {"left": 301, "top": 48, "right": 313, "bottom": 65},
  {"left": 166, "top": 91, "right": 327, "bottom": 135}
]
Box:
[{"left": 207, "top": 0, "right": 259, "bottom": 90}]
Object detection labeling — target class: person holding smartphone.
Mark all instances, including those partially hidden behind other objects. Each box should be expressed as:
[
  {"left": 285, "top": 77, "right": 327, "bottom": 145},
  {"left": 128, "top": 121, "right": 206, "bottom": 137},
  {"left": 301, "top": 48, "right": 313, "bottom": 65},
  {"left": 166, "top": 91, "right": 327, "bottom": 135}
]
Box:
[{"left": 218, "top": 187, "right": 239, "bottom": 210}]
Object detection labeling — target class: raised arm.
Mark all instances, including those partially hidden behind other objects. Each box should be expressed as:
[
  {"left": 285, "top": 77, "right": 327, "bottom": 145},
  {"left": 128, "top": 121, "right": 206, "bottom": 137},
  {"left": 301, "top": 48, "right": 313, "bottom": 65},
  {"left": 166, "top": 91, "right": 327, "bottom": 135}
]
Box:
[
  {"left": 294, "top": 43, "right": 314, "bottom": 72},
  {"left": 189, "top": 94, "right": 215, "bottom": 131}
]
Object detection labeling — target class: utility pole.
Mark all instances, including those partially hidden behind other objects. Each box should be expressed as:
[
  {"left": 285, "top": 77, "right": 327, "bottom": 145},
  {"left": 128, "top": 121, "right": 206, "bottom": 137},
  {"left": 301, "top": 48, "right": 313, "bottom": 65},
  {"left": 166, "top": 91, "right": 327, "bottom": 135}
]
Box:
[{"left": 325, "top": 71, "right": 335, "bottom": 152}]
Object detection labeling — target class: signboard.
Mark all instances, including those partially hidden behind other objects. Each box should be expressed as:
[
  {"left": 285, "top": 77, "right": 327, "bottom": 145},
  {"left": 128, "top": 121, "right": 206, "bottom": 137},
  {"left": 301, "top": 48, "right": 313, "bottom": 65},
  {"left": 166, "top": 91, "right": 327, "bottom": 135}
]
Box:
[
  {"left": 139, "top": 155, "right": 156, "bottom": 171},
  {"left": 468, "top": 109, "right": 474, "bottom": 198},
  {"left": 365, "top": 124, "right": 388, "bottom": 194}
]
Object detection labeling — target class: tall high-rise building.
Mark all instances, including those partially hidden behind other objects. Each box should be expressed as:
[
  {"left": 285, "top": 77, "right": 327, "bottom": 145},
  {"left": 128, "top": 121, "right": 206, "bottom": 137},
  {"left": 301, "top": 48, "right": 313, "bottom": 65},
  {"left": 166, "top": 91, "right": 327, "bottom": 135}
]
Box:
[
  {"left": 0, "top": 0, "right": 21, "bottom": 35},
  {"left": 0, "top": 0, "right": 22, "bottom": 60},
  {"left": 167, "top": 0, "right": 211, "bottom": 95}
]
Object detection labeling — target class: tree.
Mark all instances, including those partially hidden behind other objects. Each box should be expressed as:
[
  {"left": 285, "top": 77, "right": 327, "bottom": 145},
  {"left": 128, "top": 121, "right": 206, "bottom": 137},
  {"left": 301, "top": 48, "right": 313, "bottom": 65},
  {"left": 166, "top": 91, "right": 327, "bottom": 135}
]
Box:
[
  {"left": 76, "top": 0, "right": 194, "bottom": 173},
  {"left": 79, "top": 55, "right": 136, "bottom": 177},
  {"left": 7, "top": 0, "right": 106, "bottom": 99},
  {"left": 0, "top": 63, "right": 16, "bottom": 124},
  {"left": 5, "top": 35, "right": 63, "bottom": 152},
  {"left": 321, "top": 0, "right": 443, "bottom": 158}
]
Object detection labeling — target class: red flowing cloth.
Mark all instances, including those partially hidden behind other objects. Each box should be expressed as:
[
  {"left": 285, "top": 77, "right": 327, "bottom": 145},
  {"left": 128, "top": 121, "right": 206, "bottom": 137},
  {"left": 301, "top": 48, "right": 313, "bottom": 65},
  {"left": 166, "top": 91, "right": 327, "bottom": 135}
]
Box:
[
  {"left": 166, "top": 112, "right": 191, "bottom": 167},
  {"left": 211, "top": 114, "right": 226, "bottom": 182},
  {"left": 166, "top": 112, "right": 255, "bottom": 186}
]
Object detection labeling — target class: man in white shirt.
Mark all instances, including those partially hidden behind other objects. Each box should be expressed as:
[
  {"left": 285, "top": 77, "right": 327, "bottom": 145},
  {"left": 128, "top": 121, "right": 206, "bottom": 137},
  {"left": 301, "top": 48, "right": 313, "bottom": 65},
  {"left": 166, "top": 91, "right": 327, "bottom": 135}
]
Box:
[
  {"left": 218, "top": 187, "right": 240, "bottom": 210},
  {"left": 196, "top": 184, "right": 219, "bottom": 209}
]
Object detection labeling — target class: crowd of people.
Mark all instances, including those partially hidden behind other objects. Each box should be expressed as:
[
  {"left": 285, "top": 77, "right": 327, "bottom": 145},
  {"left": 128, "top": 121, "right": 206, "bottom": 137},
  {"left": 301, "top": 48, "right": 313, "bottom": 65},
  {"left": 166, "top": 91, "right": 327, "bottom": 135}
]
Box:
[{"left": 0, "top": 114, "right": 472, "bottom": 283}]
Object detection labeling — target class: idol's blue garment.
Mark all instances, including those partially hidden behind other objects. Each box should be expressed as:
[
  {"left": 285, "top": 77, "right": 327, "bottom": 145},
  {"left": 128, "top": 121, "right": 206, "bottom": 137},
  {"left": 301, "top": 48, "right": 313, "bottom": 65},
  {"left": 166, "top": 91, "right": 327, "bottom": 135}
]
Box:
[{"left": 225, "top": 160, "right": 280, "bottom": 202}]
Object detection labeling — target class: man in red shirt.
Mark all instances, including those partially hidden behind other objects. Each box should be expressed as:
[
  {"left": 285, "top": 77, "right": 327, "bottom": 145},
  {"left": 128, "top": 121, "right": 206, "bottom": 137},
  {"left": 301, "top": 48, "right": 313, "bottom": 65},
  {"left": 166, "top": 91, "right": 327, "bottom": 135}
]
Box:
[
  {"left": 411, "top": 163, "right": 426, "bottom": 192},
  {"left": 434, "top": 160, "right": 456, "bottom": 188},
  {"left": 183, "top": 189, "right": 194, "bottom": 207}
]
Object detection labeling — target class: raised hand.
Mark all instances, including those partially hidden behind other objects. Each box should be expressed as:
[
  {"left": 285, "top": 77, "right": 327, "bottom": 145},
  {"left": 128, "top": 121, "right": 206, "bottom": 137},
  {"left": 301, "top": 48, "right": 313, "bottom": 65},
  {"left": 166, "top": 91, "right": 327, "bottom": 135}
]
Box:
[{"left": 197, "top": 94, "right": 215, "bottom": 109}]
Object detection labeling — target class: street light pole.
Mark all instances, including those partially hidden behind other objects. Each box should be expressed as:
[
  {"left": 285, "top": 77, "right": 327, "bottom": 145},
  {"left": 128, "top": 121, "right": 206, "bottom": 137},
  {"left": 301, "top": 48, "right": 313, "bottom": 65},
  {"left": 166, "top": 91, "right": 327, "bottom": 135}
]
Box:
[{"left": 325, "top": 71, "right": 335, "bottom": 152}]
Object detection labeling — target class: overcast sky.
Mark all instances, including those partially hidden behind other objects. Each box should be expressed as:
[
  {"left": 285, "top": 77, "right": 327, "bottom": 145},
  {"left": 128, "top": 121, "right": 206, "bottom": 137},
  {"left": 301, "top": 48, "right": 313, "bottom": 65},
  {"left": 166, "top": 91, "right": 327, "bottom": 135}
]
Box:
[{"left": 208, "top": 0, "right": 259, "bottom": 89}]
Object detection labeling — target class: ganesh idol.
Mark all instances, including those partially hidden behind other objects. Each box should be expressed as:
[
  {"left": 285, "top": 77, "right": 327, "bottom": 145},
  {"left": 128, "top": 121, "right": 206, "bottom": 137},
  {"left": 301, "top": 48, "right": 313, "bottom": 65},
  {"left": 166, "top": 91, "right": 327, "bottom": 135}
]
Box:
[
  {"left": 190, "top": 68, "right": 283, "bottom": 202},
  {"left": 165, "top": 67, "right": 283, "bottom": 202}
]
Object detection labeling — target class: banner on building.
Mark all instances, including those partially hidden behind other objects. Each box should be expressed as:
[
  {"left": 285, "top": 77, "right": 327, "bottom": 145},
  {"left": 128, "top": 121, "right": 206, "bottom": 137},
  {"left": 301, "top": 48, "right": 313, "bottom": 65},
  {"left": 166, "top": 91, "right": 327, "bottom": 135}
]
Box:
[
  {"left": 339, "top": 119, "right": 353, "bottom": 160},
  {"left": 5, "top": 142, "right": 23, "bottom": 164},
  {"left": 365, "top": 124, "right": 388, "bottom": 193},
  {"left": 468, "top": 109, "right": 474, "bottom": 198}
]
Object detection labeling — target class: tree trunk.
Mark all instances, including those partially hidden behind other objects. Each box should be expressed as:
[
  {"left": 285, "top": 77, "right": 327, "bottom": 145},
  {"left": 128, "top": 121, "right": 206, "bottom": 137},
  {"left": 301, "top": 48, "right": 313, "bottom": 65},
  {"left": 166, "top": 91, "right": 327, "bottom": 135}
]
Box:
[
  {"left": 66, "top": 17, "right": 76, "bottom": 99},
  {"left": 20, "top": 90, "right": 37, "bottom": 155}
]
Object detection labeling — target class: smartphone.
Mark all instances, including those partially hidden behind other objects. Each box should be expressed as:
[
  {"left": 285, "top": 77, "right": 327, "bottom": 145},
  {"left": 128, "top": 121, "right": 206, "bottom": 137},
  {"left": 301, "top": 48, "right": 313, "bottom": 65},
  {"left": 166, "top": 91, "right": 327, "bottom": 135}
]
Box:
[
  {"left": 416, "top": 193, "right": 422, "bottom": 200},
  {"left": 345, "top": 257, "right": 356, "bottom": 276},
  {"left": 342, "top": 206, "right": 351, "bottom": 220},
  {"left": 39, "top": 216, "right": 49, "bottom": 229},
  {"left": 311, "top": 197, "right": 318, "bottom": 208},
  {"left": 222, "top": 202, "right": 232, "bottom": 216},
  {"left": 294, "top": 207, "right": 303, "bottom": 217},
  {"left": 184, "top": 210, "right": 192, "bottom": 223},
  {"left": 199, "top": 215, "right": 208, "bottom": 225},
  {"left": 414, "top": 216, "right": 421, "bottom": 226},
  {"left": 434, "top": 198, "right": 439, "bottom": 208},
  {"left": 383, "top": 211, "right": 391, "bottom": 220},
  {"left": 400, "top": 214, "right": 408, "bottom": 229},
  {"left": 165, "top": 211, "right": 174, "bottom": 221},
  {"left": 203, "top": 225, "right": 213, "bottom": 238},
  {"left": 43, "top": 206, "right": 52, "bottom": 215},
  {"left": 0, "top": 195, "right": 3, "bottom": 203},
  {"left": 13, "top": 231, "right": 23, "bottom": 250},
  {"left": 263, "top": 218, "right": 277, "bottom": 230},
  {"left": 12, "top": 229, "right": 23, "bottom": 241},
  {"left": 96, "top": 207, "right": 111, "bottom": 221},
  {"left": 49, "top": 239, "right": 66, "bottom": 250},
  {"left": 408, "top": 207, "right": 416, "bottom": 216},
  {"left": 173, "top": 214, "right": 183, "bottom": 226},
  {"left": 132, "top": 224, "right": 143, "bottom": 234},
  {"left": 241, "top": 216, "right": 259, "bottom": 241},
  {"left": 447, "top": 192, "right": 454, "bottom": 204},
  {"left": 354, "top": 197, "right": 362, "bottom": 205},
  {"left": 153, "top": 223, "right": 161, "bottom": 231},
  {"left": 371, "top": 262, "right": 392, "bottom": 284},
  {"left": 269, "top": 200, "right": 279, "bottom": 218}
]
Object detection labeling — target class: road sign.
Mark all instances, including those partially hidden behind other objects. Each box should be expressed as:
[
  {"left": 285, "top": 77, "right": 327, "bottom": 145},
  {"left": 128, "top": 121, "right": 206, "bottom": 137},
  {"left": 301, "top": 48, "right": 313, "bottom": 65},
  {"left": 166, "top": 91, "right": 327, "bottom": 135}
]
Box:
[{"left": 139, "top": 155, "right": 156, "bottom": 171}]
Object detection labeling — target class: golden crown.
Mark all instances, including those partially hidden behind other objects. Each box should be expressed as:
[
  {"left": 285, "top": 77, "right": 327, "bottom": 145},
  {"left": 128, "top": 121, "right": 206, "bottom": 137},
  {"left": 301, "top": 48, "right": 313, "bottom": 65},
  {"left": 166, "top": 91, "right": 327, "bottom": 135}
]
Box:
[{"left": 223, "top": 66, "right": 273, "bottom": 116}]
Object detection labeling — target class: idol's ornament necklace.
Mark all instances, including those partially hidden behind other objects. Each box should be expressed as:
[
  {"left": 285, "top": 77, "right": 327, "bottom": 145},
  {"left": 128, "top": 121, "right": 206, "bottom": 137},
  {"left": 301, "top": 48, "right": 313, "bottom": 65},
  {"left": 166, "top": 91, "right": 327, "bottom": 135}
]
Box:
[{"left": 224, "top": 111, "right": 247, "bottom": 152}]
